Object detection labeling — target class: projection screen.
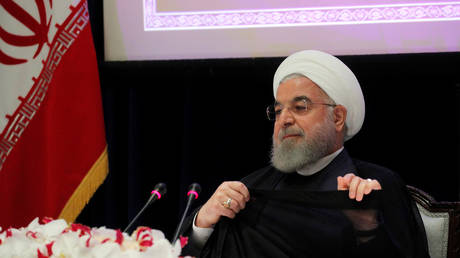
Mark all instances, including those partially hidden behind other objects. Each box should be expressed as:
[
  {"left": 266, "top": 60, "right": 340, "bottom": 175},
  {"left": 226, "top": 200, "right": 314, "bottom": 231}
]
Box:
[{"left": 103, "top": 0, "right": 460, "bottom": 60}]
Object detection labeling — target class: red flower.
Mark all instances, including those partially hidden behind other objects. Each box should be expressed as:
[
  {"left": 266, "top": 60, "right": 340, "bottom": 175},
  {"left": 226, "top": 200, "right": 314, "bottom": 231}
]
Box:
[
  {"left": 6, "top": 228, "right": 12, "bottom": 238},
  {"left": 134, "top": 226, "right": 154, "bottom": 251},
  {"left": 37, "top": 241, "right": 54, "bottom": 258},
  {"left": 26, "top": 231, "right": 38, "bottom": 239},
  {"left": 41, "top": 217, "right": 54, "bottom": 224},
  {"left": 115, "top": 229, "right": 124, "bottom": 245},
  {"left": 179, "top": 236, "right": 189, "bottom": 248}
]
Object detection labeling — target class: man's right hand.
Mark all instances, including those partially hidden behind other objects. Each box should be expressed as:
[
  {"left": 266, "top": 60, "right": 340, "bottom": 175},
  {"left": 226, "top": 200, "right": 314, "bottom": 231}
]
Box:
[{"left": 195, "top": 181, "right": 250, "bottom": 228}]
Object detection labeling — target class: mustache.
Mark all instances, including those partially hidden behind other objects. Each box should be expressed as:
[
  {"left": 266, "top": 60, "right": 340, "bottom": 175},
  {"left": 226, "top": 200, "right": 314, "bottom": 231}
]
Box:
[{"left": 277, "top": 127, "right": 305, "bottom": 141}]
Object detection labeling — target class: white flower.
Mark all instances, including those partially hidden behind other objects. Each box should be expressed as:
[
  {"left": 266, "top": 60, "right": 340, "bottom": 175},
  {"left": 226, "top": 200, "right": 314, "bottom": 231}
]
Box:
[
  {"left": 0, "top": 217, "right": 182, "bottom": 258},
  {"left": 0, "top": 228, "right": 42, "bottom": 258}
]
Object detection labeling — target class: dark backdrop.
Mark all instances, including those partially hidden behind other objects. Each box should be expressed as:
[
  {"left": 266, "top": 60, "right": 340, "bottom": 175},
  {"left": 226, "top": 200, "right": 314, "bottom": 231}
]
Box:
[{"left": 78, "top": 1, "right": 460, "bottom": 239}]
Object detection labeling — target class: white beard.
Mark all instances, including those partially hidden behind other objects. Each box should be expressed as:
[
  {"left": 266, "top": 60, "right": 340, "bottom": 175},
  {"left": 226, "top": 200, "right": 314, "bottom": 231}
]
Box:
[{"left": 270, "top": 116, "right": 337, "bottom": 173}]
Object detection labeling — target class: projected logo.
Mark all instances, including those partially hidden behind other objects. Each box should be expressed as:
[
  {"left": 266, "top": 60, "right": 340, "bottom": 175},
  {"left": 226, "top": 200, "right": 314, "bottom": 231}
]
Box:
[{"left": 144, "top": 1, "right": 460, "bottom": 30}]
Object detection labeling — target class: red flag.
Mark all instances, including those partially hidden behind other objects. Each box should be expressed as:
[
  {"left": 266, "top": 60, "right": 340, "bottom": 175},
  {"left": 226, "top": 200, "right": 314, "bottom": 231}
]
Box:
[{"left": 0, "top": 0, "right": 108, "bottom": 227}]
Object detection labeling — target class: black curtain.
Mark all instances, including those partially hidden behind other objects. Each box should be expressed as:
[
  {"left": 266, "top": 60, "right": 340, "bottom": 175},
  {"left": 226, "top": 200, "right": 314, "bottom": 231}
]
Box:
[{"left": 79, "top": 1, "right": 460, "bottom": 239}]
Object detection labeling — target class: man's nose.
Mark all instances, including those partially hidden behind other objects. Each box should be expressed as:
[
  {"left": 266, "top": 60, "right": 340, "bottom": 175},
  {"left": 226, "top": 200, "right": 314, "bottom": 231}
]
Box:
[{"left": 278, "top": 109, "right": 294, "bottom": 127}]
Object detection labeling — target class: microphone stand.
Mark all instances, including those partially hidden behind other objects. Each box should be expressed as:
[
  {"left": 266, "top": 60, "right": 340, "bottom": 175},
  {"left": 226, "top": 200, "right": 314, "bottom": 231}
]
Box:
[
  {"left": 123, "top": 183, "right": 166, "bottom": 233},
  {"left": 171, "top": 183, "right": 201, "bottom": 245}
]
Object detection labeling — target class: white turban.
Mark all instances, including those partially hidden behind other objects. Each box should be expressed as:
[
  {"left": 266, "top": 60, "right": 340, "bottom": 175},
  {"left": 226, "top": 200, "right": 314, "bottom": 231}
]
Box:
[{"left": 273, "top": 50, "right": 365, "bottom": 141}]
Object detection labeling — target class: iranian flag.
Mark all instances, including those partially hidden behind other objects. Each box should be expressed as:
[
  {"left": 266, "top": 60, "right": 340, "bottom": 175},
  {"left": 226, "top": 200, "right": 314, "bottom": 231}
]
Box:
[{"left": 0, "top": 0, "right": 108, "bottom": 228}]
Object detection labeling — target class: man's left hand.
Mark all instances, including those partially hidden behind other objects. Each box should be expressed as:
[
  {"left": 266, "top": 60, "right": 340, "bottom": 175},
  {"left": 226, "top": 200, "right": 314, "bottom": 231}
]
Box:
[
  {"left": 337, "top": 173, "right": 382, "bottom": 238},
  {"left": 337, "top": 173, "right": 382, "bottom": 201}
]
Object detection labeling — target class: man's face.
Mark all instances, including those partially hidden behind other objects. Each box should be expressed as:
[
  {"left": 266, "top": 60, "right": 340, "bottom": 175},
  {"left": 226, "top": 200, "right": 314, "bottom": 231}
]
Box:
[{"left": 271, "top": 76, "right": 338, "bottom": 172}]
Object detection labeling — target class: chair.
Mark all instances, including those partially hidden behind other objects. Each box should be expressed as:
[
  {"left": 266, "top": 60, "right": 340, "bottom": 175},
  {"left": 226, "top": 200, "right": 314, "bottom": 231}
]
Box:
[{"left": 407, "top": 185, "right": 460, "bottom": 258}]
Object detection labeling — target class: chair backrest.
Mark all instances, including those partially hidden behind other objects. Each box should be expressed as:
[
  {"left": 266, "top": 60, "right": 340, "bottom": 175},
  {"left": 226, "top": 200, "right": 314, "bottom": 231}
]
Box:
[{"left": 407, "top": 185, "right": 460, "bottom": 258}]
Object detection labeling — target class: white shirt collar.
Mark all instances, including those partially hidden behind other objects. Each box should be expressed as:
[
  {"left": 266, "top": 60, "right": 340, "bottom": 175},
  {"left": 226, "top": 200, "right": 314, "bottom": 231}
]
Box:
[{"left": 296, "top": 147, "right": 344, "bottom": 176}]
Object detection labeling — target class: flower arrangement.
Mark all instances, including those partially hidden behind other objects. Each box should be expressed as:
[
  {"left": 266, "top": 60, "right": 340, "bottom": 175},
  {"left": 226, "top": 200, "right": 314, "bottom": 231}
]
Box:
[{"left": 0, "top": 217, "right": 187, "bottom": 258}]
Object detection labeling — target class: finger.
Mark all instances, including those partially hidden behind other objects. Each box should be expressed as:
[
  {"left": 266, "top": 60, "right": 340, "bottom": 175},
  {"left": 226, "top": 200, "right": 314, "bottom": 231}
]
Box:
[
  {"left": 371, "top": 179, "right": 382, "bottom": 190},
  {"left": 363, "top": 179, "right": 382, "bottom": 194},
  {"left": 337, "top": 176, "right": 346, "bottom": 190},
  {"left": 219, "top": 204, "right": 236, "bottom": 219},
  {"left": 355, "top": 180, "right": 367, "bottom": 202},
  {"left": 220, "top": 196, "right": 242, "bottom": 214},
  {"left": 363, "top": 181, "right": 372, "bottom": 195},
  {"left": 209, "top": 181, "right": 250, "bottom": 219},
  {"left": 225, "top": 188, "right": 247, "bottom": 210},
  {"left": 212, "top": 193, "right": 240, "bottom": 214},
  {"left": 218, "top": 190, "right": 245, "bottom": 213},
  {"left": 219, "top": 182, "right": 248, "bottom": 201},
  {"left": 348, "top": 176, "right": 361, "bottom": 199},
  {"left": 363, "top": 179, "right": 374, "bottom": 195},
  {"left": 209, "top": 196, "right": 236, "bottom": 217},
  {"left": 337, "top": 173, "right": 355, "bottom": 190},
  {"left": 227, "top": 181, "right": 250, "bottom": 202},
  {"left": 343, "top": 173, "right": 355, "bottom": 182}
]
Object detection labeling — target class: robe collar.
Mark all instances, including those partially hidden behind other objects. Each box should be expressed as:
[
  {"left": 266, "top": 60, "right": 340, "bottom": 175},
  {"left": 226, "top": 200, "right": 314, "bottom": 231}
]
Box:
[{"left": 296, "top": 147, "right": 344, "bottom": 176}]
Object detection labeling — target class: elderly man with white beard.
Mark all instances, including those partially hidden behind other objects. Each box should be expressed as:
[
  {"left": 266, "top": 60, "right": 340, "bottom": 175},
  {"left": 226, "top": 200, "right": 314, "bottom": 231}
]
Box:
[{"left": 180, "top": 50, "right": 429, "bottom": 258}]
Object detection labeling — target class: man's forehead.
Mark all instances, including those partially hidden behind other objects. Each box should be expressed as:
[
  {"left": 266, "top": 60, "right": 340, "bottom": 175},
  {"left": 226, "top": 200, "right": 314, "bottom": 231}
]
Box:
[
  {"left": 276, "top": 77, "right": 326, "bottom": 98},
  {"left": 275, "top": 81, "right": 326, "bottom": 105}
]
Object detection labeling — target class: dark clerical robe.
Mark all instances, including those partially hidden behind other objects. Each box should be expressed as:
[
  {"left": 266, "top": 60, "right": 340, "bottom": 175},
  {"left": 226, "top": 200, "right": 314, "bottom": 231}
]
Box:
[{"left": 181, "top": 150, "right": 429, "bottom": 258}]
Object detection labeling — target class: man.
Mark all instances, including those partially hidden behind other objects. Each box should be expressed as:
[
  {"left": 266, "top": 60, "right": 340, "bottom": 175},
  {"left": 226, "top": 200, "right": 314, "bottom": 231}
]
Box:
[{"left": 182, "top": 50, "right": 429, "bottom": 257}]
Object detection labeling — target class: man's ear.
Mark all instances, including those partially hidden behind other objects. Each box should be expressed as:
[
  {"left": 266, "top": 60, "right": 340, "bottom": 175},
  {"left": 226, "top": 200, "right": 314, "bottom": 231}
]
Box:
[{"left": 333, "top": 105, "right": 347, "bottom": 132}]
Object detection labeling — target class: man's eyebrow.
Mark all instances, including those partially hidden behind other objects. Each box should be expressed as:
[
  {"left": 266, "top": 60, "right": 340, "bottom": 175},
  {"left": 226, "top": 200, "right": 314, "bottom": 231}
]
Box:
[
  {"left": 293, "top": 96, "right": 310, "bottom": 102},
  {"left": 274, "top": 96, "right": 310, "bottom": 106}
]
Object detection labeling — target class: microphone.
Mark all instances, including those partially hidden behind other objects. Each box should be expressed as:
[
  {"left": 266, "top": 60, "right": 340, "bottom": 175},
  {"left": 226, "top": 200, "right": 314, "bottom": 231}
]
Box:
[
  {"left": 171, "top": 183, "right": 201, "bottom": 244},
  {"left": 123, "top": 182, "right": 167, "bottom": 233}
]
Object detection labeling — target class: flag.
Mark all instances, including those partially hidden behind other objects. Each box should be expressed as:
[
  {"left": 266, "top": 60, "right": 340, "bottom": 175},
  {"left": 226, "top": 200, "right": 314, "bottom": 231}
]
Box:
[{"left": 0, "top": 0, "right": 108, "bottom": 228}]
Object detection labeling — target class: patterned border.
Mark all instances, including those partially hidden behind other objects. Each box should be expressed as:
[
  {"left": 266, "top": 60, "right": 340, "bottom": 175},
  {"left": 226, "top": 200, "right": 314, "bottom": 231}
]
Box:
[
  {"left": 0, "top": 1, "right": 89, "bottom": 170},
  {"left": 144, "top": 1, "right": 460, "bottom": 30}
]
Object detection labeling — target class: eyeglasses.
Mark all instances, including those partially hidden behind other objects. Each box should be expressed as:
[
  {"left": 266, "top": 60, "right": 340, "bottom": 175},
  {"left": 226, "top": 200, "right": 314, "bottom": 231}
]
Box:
[{"left": 266, "top": 96, "right": 336, "bottom": 121}]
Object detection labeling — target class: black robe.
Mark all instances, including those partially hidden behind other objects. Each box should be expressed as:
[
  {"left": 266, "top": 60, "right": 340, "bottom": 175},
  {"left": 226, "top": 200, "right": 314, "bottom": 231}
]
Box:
[{"left": 181, "top": 150, "right": 429, "bottom": 258}]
